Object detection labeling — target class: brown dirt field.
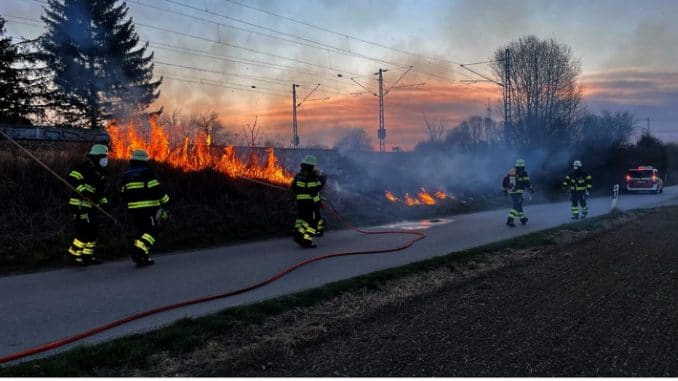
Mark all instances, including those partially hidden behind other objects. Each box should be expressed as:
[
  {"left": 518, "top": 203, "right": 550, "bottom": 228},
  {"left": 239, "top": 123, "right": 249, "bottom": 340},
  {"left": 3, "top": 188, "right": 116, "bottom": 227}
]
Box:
[{"left": 119, "top": 207, "right": 678, "bottom": 377}]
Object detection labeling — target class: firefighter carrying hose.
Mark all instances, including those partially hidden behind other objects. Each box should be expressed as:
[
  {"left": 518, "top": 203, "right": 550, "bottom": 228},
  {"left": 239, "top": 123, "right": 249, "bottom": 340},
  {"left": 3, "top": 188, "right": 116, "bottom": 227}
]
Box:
[
  {"left": 563, "top": 160, "right": 592, "bottom": 219},
  {"left": 502, "top": 158, "right": 534, "bottom": 227},
  {"left": 121, "top": 149, "right": 170, "bottom": 267},
  {"left": 291, "top": 155, "right": 326, "bottom": 248},
  {"left": 66, "top": 144, "right": 110, "bottom": 266}
]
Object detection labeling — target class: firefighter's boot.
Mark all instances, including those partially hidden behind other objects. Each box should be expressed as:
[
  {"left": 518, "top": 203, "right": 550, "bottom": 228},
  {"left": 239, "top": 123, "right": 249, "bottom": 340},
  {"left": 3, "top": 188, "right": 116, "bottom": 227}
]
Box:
[
  {"left": 520, "top": 217, "right": 528, "bottom": 225},
  {"left": 506, "top": 218, "right": 516, "bottom": 227}
]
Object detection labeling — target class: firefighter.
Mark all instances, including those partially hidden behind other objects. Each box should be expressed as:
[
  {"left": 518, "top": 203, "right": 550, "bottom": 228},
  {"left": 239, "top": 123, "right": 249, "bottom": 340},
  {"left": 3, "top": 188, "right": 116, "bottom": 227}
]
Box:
[
  {"left": 502, "top": 158, "right": 533, "bottom": 227},
  {"left": 291, "top": 155, "right": 325, "bottom": 248},
  {"left": 563, "top": 160, "right": 592, "bottom": 219},
  {"left": 121, "top": 149, "right": 170, "bottom": 267},
  {"left": 67, "top": 144, "right": 109, "bottom": 266}
]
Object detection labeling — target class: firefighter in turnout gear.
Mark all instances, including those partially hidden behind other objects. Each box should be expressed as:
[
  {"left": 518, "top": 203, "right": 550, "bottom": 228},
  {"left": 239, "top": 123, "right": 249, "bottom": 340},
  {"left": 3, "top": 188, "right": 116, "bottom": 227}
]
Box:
[
  {"left": 502, "top": 159, "right": 533, "bottom": 227},
  {"left": 291, "top": 155, "right": 326, "bottom": 248},
  {"left": 121, "top": 149, "right": 170, "bottom": 267},
  {"left": 67, "top": 144, "right": 109, "bottom": 266},
  {"left": 563, "top": 160, "right": 592, "bottom": 219}
]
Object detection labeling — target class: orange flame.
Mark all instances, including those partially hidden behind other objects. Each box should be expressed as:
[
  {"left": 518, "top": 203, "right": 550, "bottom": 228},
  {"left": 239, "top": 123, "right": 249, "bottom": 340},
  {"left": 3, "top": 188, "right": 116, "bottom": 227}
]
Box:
[
  {"left": 418, "top": 187, "right": 436, "bottom": 205},
  {"left": 107, "top": 118, "right": 293, "bottom": 186},
  {"left": 384, "top": 188, "right": 450, "bottom": 206}
]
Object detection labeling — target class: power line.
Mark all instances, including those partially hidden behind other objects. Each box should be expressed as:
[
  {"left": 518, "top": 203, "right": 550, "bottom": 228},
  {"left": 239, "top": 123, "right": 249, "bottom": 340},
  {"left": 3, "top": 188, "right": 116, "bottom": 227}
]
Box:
[
  {"left": 223, "top": 0, "right": 466, "bottom": 67},
  {"left": 154, "top": 60, "right": 291, "bottom": 87},
  {"left": 160, "top": 0, "right": 466, "bottom": 85},
  {"left": 148, "top": 42, "right": 353, "bottom": 95},
  {"left": 159, "top": 74, "right": 288, "bottom": 98},
  {"left": 135, "top": 21, "right": 366, "bottom": 79},
  {"left": 127, "top": 0, "right": 408, "bottom": 72}
]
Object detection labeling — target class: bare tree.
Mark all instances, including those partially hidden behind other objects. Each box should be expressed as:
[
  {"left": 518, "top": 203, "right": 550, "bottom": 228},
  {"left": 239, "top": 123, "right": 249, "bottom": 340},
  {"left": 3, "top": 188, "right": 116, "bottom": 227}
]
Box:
[
  {"left": 243, "top": 115, "right": 262, "bottom": 147},
  {"left": 424, "top": 116, "right": 448, "bottom": 143},
  {"left": 191, "top": 111, "right": 222, "bottom": 142},
  {"left": 491, "top": 35, "right": 583, "bottom": 151},
  {"left": 334, "top": 128, "right": 373, "bottom": 152}
]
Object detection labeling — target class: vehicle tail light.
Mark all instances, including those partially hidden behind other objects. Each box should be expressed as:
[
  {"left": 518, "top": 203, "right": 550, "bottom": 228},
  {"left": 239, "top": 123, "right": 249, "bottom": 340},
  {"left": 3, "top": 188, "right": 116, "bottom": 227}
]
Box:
[{"left": 626, "top": 175, "right": 631, "bottom": 181}]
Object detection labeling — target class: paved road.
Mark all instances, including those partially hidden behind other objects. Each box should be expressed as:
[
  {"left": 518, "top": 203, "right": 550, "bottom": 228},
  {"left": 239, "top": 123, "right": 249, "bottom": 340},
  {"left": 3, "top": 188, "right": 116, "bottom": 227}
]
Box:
[{"left": 2, "top": 187, "right": 677, "bottom": 363}]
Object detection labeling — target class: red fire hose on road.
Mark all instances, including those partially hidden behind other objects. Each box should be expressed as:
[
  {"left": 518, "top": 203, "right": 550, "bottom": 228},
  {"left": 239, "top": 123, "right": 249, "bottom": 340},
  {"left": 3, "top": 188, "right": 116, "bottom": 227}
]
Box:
[{"left": 0, "top": 195, "right": 426, "bottom": 364}]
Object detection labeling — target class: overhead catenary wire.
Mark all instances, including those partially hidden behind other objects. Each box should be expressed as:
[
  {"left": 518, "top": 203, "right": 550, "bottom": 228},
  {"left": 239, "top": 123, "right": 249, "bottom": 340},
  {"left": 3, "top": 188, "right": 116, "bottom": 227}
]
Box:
[
  {"left": 150, "top": 43, "right": 352, "bottom": 96},
  {"left": 222, "top": 0, "right": 465, "bottom": 67},
  {"left": 154, "top": 0, "right": 465, "bottom": 85},
  {"left": 129, "top": 0, "right": 411, "bottom": 70},
  {"left": 135, "top": 22, "right": 366, "bottom": 80}
]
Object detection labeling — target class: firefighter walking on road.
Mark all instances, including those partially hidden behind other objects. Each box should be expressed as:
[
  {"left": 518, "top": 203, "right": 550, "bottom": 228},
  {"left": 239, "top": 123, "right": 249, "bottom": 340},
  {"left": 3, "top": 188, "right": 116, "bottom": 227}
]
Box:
[
  {"left": 67, "top": 144, "right": 110, "bottom": 266},
  {"left": 502, "top": 159, "right": 533, "bottom": 227},
  {"left": 563, "top": 160, "right": 592, "bottom": 219},
  {"left": 121, "top": 149, "right": 170, "bottom": 267},
  {"left": 291, "top": 155, "right": 325, "bottom": 248}
]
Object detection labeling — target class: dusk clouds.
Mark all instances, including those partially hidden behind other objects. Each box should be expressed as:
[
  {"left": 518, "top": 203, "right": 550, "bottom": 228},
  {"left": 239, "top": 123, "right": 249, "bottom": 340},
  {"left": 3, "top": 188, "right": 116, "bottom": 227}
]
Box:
[{"left": 2, "top": 0, "right": 676, "bottom": 148}]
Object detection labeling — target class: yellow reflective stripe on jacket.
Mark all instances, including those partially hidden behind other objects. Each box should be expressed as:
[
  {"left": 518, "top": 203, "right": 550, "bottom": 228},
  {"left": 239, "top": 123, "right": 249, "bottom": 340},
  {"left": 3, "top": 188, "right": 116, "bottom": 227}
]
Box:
[
  {"left": 69, "top": 198, "right": 94, "bottom": 208},
  {"left": 160, "top": 194, "right": 170, "bottom": 204},
  {"left": 124, "top": 181, "right": 146, "bottom": 190},
  {"left": 295, "top": 181, "right": 307, "bottom": 188},
  {"left": 296, "top": 194, "right": 313, "bottom": 200},
  {"left": 127, "top": 200, "right": 161, "bottom": 209},
  {"left": 69, "top": 171, "right": 84, "bottom": 181},
  {"left": 98, "top": 197, "right": 108, "bottom": 205},
  {"left": 147, "top": 179, "right": 160, "bottom": 188},
  {"left": 306, "top": 181, "right": 321, "bottom": 188}
]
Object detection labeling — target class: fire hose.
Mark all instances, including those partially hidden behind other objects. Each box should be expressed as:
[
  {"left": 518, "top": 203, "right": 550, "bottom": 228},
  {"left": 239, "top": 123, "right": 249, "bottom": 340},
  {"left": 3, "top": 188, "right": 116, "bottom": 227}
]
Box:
[{"left": 0, "top": 173, "right": 426, "bottom": 364}]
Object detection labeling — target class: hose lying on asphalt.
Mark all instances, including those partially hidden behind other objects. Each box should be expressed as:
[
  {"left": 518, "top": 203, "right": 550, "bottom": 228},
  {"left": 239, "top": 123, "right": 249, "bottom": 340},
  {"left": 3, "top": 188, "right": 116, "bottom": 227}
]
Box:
[{"left": 0, "top": 182, "right": 426, "bottom": 365}]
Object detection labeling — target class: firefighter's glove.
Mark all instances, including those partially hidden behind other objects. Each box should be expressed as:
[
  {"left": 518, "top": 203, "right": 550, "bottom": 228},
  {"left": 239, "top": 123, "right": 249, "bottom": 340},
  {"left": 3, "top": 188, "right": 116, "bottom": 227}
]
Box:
[
  {"left": 155, "top": 208, "right": 170, "bottom": 225},
  {"left": 530, "top": 187, "right": 535, "bottom": 194}
]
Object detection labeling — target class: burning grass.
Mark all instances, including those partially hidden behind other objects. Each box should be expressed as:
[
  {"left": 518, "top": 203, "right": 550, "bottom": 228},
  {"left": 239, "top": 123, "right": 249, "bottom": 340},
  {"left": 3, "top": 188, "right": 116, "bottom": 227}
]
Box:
[{"left": 107, "top": 118, "right": 292, "bottom": 186}]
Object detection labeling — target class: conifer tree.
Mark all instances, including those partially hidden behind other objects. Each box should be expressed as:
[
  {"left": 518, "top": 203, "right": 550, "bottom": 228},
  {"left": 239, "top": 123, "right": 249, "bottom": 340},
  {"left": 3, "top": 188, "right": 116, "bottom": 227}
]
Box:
[
  {"left": 41, "top": 0, "right": 161, "bottom": 129},
  {"left": 0, "top": 16, "right": 45, "bottom": 124}
]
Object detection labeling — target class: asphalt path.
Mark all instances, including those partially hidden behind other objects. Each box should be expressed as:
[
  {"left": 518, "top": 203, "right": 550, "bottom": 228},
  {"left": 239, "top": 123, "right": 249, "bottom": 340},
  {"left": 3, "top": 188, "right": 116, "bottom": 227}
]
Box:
[{"left": 2, "top": 186, "right": 678, "bottom": 363}]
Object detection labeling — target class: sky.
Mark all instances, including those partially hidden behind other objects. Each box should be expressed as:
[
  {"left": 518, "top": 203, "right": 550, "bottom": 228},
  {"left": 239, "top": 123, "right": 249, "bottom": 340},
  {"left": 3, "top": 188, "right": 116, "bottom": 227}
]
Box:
[{"left": 2, "top": 0, "right": 677, "bottom": 150}]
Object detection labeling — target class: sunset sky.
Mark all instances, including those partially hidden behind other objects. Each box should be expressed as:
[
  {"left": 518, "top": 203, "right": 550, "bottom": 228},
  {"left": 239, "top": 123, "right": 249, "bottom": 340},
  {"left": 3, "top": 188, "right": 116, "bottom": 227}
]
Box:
[{"left": 2, "top": 0, "right": 677, "bottom": 150}]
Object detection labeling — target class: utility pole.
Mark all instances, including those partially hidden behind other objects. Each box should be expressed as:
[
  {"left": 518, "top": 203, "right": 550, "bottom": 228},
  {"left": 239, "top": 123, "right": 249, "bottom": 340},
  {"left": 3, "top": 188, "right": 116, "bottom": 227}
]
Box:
[
  {"left": 503, "top": 48, "right": 512, "bottom": 143},
  {"left": 459, "top": 50, "right": 512, "bottom": 144},
  {"left": 351, "top": 66, "right": 420, "bottom": 152},
  {"left": 291, "top": 83, "right": 324, "bottom": 149},
  {"left": 292, "top": 84, "right": 299, "bottom": 148},
  {"left": 376, "top": 68, "right": 386, "bottom": 152}
]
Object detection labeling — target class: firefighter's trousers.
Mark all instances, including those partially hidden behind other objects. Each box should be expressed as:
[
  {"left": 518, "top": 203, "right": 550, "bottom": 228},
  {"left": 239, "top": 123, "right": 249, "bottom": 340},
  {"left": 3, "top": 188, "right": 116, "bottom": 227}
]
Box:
[
  {"left": 68, "top": 209, "right": 99, "bottom": 264},
  {"left": 507, "top": 193, "right": 526, "bottom": 223},
  {"left": 570, "top": 190, "right": 588, "bottom": 218},
  {"left": 129, "top": 210, "right": 158, "bottom": 263},
  {"left": 294, "top": 201, "right": 323, "bottom": 247}
]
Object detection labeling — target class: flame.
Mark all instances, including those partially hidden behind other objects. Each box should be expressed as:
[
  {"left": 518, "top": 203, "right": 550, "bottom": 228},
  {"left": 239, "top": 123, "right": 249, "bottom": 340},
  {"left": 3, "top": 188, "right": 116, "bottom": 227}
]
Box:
[
  {"left": 385, "top": 191, "right": 399, "bottom": 203},
  {"left": 385, "top": 188, "right": 450, "bottom": 206},
  {"left": 418, "top": 187, "right": 436, "bottom": 205},
  {"left": 404, "top": 193, "right": 421, "bottom": 206},
  {"left": 107, "top": 118, "right": 293, "bottom": 186}
]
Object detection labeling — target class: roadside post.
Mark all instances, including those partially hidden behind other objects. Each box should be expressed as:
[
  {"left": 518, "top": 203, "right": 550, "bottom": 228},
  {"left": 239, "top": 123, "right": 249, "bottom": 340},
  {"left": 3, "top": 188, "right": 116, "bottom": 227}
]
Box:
[{"left": 611, "top": 184, "right": 619, "bottom": 210}]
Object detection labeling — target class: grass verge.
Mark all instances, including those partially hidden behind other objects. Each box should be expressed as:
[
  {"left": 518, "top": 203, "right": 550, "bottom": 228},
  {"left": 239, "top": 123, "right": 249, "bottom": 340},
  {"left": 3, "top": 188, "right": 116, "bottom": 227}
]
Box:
[{"left": 0, "top": 207, "right": 643, "bottom": 376}]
